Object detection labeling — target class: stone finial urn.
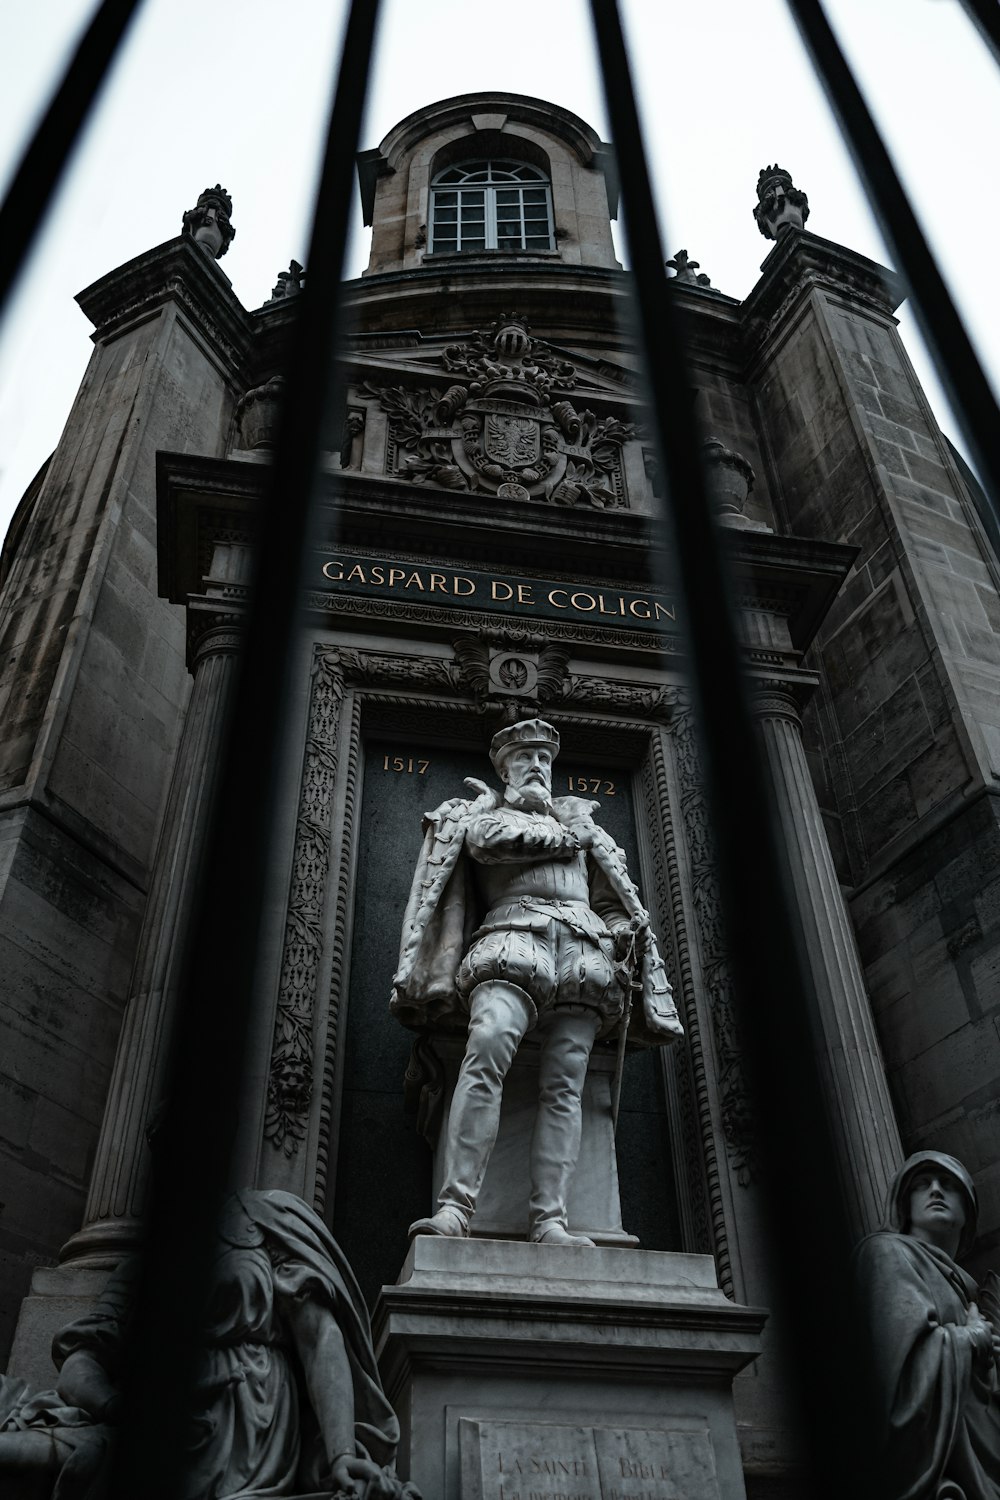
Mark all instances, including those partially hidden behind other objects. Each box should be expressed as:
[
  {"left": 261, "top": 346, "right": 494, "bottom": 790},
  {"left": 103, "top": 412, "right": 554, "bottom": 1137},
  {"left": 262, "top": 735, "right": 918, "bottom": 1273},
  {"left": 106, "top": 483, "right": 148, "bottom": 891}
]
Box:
[
  {"left": 702, "top": 436, "right": 756, "bottom": 521},
  {"left": 181, "top": 184, "right": 235, "bottom": 259},
  {"left": 235, "top": 375, "right": 285, "bottom": 451},
  {"left": 753, "top": 165, "right": 809, "bottom": 240}
]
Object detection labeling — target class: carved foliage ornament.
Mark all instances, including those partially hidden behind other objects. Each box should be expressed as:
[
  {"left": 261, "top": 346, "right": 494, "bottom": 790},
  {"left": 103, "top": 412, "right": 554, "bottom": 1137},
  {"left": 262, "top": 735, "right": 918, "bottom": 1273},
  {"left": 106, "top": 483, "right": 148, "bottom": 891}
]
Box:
[
  {"left": 362, "top": 313, "right": 633, "bottom": 509},
  {"left": 265, "top": 647, "right": 463, "bottom": 1156},
  {"left": 668, "top": 692, "right": 757, "bottom": 1184}
]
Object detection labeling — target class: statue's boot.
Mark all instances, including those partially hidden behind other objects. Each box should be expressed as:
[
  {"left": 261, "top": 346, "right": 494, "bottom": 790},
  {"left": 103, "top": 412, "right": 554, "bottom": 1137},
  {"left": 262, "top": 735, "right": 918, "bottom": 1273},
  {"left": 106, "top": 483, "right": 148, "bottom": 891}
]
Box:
[
  {"left": 408, "top": 1205, "right": 469, "bottom": 1239},
  {"left": 528, "top": 1010, "right": 600, "bottom": 1246},
  {"left": 408, "top": 981, "right": 532, "bottom": 1238}
]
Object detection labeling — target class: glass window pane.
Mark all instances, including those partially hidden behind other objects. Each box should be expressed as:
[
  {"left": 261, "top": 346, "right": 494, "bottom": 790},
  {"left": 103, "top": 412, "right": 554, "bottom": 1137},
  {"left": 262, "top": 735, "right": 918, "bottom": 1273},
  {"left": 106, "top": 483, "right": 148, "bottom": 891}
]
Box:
[
  {"left": 438, "top": 170, "right": 461, "bottom": 185},
  {"left": 462, "top": 238, "right": 486, "bottom": 251},
  {"left": 523, "top": 189, "right": 547, "bottom": 204},
  {"left": 460, "top": 189, "right": 484, "bottom": 204},
  {"left": 496, "top": 206, "right": 520, "bottom": 221},
  {"left": 433, "top": 238, "right": 457, "bottom": 252},
  {"left": 461, "top": 209, "right": 485, "bottom": 226},
  {"left": 525, "top": 234, "right": 551, "bottom": 249},
  {"left": 435, "top": 191, "right": 457, "bottom": 205},
  {"left": 495, "top": 189, "right": 518, "bottom": 204}
]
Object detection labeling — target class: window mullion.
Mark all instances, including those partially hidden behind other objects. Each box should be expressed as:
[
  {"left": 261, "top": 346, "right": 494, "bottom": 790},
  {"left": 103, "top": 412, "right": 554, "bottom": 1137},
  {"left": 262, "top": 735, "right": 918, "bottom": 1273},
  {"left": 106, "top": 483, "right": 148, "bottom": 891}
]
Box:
[{"left": 486, "top": 187, "right": 498, "bottom": 251}]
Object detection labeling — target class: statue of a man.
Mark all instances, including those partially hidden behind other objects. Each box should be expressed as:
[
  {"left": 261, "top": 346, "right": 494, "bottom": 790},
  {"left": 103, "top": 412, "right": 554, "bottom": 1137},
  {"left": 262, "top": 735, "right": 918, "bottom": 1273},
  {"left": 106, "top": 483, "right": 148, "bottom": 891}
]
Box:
[
  {"left": 391, "top": 718, "right": 683, "bottom": 1248},
  {"left": 853, "top": 1151, "right": 1000, "bottom": 1499}
]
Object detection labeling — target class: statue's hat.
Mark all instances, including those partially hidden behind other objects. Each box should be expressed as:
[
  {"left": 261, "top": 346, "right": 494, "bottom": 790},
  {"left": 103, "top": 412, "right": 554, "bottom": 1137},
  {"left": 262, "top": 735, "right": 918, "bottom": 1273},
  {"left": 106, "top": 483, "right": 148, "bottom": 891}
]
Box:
[{"left": 489, "top": 717, "right": 560, "bottom": 773}]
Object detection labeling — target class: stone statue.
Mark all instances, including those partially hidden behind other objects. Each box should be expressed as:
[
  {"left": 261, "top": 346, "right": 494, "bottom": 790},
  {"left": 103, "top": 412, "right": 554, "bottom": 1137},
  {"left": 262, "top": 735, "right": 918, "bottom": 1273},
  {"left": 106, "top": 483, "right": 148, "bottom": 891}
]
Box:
[
  {"left": 854, "top": 1151, "right": 1000, "bottom": 1499},
  {"left": 391, "top": 718, "right": 683, "bottom": 1248},
  {"left": 753, "top": 165, "right": 809, "bottom": 240},
  {"left": 181, "top": 184, "right": 235, "bottom": 259},
  {"left": 0, "top": 1190, "right": 421, "bottom": 1499}
]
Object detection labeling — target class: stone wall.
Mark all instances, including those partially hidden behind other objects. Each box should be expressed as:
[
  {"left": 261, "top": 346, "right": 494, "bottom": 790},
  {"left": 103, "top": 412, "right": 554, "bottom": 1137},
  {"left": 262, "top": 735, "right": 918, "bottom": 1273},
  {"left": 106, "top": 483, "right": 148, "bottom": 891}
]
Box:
[
  {"left": 746, "top": 233, "right": 1000, "bottom": 1270},
  {"left": 0, "top": 241, "right": 247, "bottom": 1359}
]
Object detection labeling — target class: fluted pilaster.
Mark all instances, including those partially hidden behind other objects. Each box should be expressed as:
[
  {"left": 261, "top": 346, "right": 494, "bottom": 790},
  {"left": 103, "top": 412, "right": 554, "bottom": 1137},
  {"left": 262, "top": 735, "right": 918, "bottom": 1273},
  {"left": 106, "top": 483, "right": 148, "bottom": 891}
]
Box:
[
  {"left": 751, "top": 685, "right": 901, "bottom": 1235},
  {"left": 62, "top": 619, "right": 241, "bottom": 1262}
]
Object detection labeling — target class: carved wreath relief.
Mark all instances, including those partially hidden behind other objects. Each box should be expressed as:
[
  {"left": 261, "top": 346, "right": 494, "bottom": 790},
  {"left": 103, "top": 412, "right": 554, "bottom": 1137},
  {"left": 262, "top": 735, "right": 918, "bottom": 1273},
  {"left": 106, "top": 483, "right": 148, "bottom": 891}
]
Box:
[{"left": 362, "top": 313, "right": 633, "bottom": 508}]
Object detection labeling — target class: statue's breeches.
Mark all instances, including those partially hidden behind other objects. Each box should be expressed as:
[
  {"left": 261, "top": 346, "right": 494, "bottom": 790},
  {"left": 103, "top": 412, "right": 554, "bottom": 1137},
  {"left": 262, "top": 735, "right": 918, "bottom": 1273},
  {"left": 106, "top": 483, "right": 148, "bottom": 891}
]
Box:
[{"left": 456, "top": 906, "right": 624, "bottom": 1034}]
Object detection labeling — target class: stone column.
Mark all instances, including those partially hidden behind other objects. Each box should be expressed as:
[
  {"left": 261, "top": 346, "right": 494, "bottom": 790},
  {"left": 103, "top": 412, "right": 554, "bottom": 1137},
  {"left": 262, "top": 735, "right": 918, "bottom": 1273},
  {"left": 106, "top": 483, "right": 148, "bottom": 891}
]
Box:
[
  {"left": 750, "top": 684, "right": 902, "bottom": 1235},
  {"left": 61, "top": 616, "right": 242, "bottom": 1263}
]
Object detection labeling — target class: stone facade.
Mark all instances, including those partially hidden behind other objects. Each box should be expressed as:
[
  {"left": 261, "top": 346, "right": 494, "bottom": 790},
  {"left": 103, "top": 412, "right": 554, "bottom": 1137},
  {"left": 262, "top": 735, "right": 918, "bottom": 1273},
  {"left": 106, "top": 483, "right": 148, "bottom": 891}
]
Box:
[{"left": 0, "top": 91, "right": 996, "bottom": 1498}]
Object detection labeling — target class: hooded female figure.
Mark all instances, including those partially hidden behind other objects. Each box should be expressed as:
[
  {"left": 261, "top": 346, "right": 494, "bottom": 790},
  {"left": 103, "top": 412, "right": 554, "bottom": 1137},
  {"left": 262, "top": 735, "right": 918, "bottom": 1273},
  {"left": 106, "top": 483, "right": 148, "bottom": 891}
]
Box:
[
  {"left": 854, "top": 1151, "right": 1000, "bottom": 1500},
  {"left": 0, "top": 1190, "right": 417, "bottom": 1499}
]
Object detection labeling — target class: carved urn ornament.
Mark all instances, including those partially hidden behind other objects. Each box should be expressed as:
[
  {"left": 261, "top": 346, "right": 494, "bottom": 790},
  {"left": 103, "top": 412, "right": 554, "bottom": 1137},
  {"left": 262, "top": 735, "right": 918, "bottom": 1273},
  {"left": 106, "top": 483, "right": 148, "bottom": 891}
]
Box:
[
  {"left": 362, "top": 312, "right": 634, "bottom": 508},
  {"left": 235, "top": 375, "right": 286, "bottom": 451},
  {"left": 753, "top": 165, "right": 809, "bottom": 240},
  {"left": 702, "top": 436, "right": 756, "bottom": 521},
  {"left": 181, "top": 184, "right": 235, "bottom": 259}
]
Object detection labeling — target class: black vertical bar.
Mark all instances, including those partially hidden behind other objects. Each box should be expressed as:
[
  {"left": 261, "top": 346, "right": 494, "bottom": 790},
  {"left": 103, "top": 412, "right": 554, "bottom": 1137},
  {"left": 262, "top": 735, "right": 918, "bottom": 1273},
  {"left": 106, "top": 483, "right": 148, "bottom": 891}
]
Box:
[
  {"left": 0, "top": 0, "right": 144, "bottom": 311},
  {"left": 588, "top": 3, "right": 880, "bottom": 1495},
  {"left": 785, "top": 0, "right": 1000, "bottom": 525},
  {"left": 108, "top": 2, "right": 381, "bottom": 1495},
  {"left": 958, "top": 0, "right": 1000, "bottom": 71}
]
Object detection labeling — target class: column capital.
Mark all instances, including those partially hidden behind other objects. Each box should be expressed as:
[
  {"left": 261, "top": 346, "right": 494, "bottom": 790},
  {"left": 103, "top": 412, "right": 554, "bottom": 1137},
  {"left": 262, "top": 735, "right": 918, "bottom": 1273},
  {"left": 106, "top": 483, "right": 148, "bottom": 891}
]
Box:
[
  {"left": 188, "top": 609, "right": 244, "bottom": 669},
  {"left": 748, "top": 680, "right": 804, "bottom": 726}
]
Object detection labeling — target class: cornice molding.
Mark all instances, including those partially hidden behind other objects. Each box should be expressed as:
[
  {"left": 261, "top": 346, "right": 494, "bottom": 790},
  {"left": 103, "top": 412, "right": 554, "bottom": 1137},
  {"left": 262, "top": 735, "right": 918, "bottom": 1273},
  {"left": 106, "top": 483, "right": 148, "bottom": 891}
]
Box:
[
  {"left": 156, "top": 452, "right": 857, "bottom": 658},
  {"left": 76, "top": 236, "right": 254, "bottom": 380},
  {"left": 740, "top": 229, "right": 905, "bottom": 369}
]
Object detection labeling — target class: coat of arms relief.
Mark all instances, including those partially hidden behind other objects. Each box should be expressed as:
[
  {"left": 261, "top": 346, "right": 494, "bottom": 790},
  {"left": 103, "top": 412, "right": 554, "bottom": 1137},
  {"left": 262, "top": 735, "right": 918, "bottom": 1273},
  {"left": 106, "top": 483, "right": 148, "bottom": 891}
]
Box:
[{"left": 360, "top": 313, "right": 635, "bottom": 508}]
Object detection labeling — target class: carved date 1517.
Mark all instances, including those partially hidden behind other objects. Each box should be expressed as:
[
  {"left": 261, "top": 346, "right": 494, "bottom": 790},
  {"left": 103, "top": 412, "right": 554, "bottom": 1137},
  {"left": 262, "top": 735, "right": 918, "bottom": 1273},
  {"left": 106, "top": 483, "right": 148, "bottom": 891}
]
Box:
[{"left": 382, "top": 754, "right": 430, "bottom": 774}]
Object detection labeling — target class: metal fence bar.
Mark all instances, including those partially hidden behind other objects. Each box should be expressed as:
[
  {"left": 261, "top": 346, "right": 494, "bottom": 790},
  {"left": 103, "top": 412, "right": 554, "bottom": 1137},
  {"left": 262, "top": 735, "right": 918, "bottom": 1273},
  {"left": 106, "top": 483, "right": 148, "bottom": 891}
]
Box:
[
  {"left": 588, "top": 3, "right": 881, "bottom": 1494},
  {"left": 958, "top": 0, "right": 1000, "bottom": 72},
  {"left": 786, "top": 0, "right": 1000, "bottom": 525},
  {"left": 0, "top": 0, "right": 144, "bottom": 312},
  {"left": 108, "top": 2, "right": 381, "bottom": 1494}
]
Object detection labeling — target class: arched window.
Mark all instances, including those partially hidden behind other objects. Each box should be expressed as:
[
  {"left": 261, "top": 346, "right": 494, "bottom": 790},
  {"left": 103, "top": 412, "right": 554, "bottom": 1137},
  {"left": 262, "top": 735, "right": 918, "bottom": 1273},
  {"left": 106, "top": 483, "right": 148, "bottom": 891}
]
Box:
[{"left": 429, "top": 160, "right": 554, "bottom": 254}]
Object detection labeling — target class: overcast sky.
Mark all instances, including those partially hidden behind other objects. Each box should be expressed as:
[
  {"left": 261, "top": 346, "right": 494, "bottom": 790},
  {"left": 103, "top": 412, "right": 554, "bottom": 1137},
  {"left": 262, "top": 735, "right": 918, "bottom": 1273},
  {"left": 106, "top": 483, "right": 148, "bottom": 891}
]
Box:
[{"left": 1, "top": 0, "right": 998, "bottom": 540}]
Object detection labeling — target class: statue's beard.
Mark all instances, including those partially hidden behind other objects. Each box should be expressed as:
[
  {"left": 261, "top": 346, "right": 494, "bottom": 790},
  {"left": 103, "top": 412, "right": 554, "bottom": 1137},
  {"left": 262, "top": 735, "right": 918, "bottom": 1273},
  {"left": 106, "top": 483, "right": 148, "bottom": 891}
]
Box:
[{"left": 505, "top": 782, "right": 552, "bottom": 814}]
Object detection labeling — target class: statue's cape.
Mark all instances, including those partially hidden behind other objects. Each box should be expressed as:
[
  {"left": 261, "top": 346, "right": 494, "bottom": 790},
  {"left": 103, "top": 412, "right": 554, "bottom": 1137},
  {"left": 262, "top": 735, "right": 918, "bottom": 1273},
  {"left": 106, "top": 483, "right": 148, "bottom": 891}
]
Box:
[
  {"left": 390, "top": 795, "right": 681, "bottom": 1045},
  {"left": 853, "top": 1230, "right": 1000, "bottom": 1500},
  {"left": 390, "top": 796, "right": 482, "bottom": 1029}
]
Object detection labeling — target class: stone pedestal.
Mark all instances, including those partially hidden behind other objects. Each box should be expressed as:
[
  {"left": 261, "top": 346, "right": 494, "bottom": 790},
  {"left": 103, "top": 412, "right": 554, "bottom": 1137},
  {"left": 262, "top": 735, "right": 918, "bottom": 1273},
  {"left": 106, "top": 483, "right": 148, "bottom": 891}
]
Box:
[
  {"left": 374, "top": 1238, "right": 765, "bottom": 1500},
  {"left": 5, "top": 1263, "right": 115, "bottom": 1390},
  {"left": 429, "top": 1037, "right": 635, "bottom": 1245}
]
